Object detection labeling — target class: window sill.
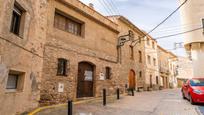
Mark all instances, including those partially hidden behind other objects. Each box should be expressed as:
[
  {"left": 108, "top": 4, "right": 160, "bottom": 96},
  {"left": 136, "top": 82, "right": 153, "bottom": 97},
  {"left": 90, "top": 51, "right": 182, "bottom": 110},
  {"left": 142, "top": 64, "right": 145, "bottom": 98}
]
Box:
[
  {"left": 10, "top": 32, "right": 23, "bottom": 39},
  {"left": 55, "top": 28, "right": 84, "bottom": 39},
  {"left": 56, "top": 74, "right": 68, "bottom": 77},
  {"left": 5, "top": 89, "right": 23, "bottom": 94}
]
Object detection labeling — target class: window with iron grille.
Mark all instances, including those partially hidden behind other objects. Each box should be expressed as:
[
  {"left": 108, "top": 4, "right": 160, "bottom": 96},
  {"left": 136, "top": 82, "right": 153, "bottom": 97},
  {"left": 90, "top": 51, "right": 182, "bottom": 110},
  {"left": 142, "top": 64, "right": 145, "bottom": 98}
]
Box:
[
  {"left": 54, "top": 12, "right": 82, "bottom": 36},
  {"left": 57, "top": 58, "right": 67, "bottom": 76},
  {"left": 105, "top": 67, "right": 111, "bottom": 80},
  {"left": 10, "top": 2, "right": 23, "bottom": 36},
  {"left": 6, "top": 74, "right": 19, "bottom": 89}
]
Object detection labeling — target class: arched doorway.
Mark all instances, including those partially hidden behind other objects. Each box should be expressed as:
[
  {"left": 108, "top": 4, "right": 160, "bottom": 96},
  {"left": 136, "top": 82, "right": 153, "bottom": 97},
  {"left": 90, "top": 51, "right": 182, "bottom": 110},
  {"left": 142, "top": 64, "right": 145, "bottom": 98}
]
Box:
[
  {"left": 77, "top": 62, "right": 94, "bottom": 98},
  {"left": 128, "top": 69, "right": 136, "bottom": 90}
]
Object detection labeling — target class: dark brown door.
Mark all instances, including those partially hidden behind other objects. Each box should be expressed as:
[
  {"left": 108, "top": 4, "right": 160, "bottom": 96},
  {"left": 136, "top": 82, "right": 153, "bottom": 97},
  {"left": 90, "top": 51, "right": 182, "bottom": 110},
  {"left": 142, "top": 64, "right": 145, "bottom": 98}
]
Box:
[
  {"left": 77, "top": 62, "right": 94, "bottom": 98},
  {"left": 150, "top": 75, "right": 153, "bottom": 88},
  {"left": 128, "top": 70, "right": 136, "bottom": 89}
]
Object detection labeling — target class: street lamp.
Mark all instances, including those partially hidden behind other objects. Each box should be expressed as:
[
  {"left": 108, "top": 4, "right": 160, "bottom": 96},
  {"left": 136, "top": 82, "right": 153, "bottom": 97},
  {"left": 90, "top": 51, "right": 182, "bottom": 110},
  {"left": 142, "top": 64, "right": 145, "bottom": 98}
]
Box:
[{"left": 117, "top": 30, "right": 134, "bottom": 47}]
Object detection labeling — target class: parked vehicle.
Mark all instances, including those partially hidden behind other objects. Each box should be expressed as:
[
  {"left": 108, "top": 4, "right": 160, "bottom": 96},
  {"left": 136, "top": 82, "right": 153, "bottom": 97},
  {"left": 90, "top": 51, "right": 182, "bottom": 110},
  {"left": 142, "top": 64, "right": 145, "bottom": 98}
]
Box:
[{"left": 181, "top": 78, "right": 204, "bottom": 104}]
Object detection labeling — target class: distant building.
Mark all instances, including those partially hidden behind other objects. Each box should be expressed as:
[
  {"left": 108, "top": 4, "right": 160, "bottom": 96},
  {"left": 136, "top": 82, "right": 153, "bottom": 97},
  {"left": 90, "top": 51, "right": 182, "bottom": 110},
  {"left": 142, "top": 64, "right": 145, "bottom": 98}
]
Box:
[
  {"left": 143, "top": 35, "right": 160, "bottom": 90},
  {"left": 176, "top": 57, "right": 193, "bottom": 87},
  {"left": 157, "top": 46, "right": 178, "bottom": 89},
  {"left": 179, "top": 0, "right": 204, "bottom": 77}
]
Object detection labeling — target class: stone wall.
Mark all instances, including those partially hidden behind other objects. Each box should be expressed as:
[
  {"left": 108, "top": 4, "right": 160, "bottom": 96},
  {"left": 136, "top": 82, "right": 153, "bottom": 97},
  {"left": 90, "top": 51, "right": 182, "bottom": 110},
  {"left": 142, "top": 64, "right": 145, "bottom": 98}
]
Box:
[{"left": 0, "top": 0, "right": 47, "bottom": 114}]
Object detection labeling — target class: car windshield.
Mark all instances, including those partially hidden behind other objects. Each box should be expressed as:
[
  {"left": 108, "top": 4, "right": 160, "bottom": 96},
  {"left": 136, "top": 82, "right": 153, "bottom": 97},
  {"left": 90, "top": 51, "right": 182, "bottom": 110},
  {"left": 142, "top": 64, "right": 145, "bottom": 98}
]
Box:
[{"left": 190, "top": 79, "right": 204, "bottom": 86}]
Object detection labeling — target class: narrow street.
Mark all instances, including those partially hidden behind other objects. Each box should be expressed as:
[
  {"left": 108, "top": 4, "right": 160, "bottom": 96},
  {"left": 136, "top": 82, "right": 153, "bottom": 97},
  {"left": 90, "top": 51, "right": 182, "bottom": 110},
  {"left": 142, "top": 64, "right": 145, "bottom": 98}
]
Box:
[{"left": 37, "top": 89, "right": 204, "bottom": 115}]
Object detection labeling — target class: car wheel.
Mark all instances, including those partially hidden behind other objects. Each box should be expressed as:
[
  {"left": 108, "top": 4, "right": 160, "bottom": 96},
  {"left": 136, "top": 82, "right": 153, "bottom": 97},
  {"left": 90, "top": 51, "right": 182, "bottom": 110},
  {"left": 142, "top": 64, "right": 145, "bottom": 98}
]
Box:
[
  {"left": 182, "top": 91, "right": 186, "bottom": 99},
  {"left": 189, "top": 94, "right": 195, "bottom": 105}
]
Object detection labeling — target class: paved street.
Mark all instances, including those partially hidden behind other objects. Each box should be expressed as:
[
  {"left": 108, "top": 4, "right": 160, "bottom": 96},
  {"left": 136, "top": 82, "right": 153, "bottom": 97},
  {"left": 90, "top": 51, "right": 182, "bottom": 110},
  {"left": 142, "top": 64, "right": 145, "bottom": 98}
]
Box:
[{"left": 37, "top": 89, "right": 204, "bottom": 115}]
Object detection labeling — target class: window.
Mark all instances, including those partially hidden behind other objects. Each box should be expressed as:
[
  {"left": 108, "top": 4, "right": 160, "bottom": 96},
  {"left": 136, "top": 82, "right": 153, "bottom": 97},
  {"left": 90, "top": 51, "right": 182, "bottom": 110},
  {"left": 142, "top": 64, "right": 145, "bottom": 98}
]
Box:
[
  {"left": 138, "top": 37, "right": 141, "bottom": 43},
  {"left": 152, "top": 42, "right": 155, "bottom": 49},
  {"left": 6, "top": 74, "right": 18, "bottom": 89},
  {"left": 6, "top": 70, "right": 25, "bottom": 92},
  {"left": 10, "top": 2, "right": 24, "bottom": 36},
  {"left": 153, "top": 58, "right": 156, "bottom": 66},
  {"left": 146, "top": 38, "right": 150, "bottom": 45},
  {"left": 147, "top": 55, "right": 151, "bottom": 64},
  {"left": 105, "top": 67, "right": 111, "bottom": 80},
  {"left": 156, "top": 76, "right": 159, "bottom": 85},
  {"left": 57, "top": 58, "right": 67, "bottom": 76},
  {"left": 54, "top": 12, "right": 82, "bottom": 36},
  {"left": 130, "top": 46, "right": 134, "bottom": 60},
  {"left": 139, "top": 71, "right": 142, "bottom": 78},
  {"left": 139, "top": 51, "right": 142, "bottom": 63}
]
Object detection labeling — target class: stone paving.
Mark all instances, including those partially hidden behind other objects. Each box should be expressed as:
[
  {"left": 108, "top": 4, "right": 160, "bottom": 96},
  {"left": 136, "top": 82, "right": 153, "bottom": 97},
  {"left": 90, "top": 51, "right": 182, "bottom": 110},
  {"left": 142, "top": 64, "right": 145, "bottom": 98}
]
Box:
[{"left": 36, "top": 89, "right": 203, "bottom": 115}]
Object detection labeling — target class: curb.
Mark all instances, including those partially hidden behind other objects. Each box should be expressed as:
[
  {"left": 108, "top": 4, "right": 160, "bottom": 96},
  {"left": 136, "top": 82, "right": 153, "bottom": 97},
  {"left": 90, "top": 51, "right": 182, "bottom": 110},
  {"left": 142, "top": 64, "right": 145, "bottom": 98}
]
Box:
[{"left": 28, "top": 94, "right": 127, "bottom": 115}]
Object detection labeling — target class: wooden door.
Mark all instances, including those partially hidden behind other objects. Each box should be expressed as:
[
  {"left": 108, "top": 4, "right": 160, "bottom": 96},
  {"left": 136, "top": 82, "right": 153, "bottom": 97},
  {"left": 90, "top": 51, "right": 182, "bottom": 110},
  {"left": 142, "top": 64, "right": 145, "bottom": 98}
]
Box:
[
  {"left": 150, "top": 75, "right": 153, "bottom": 88},
  {"left": 128, "top": 70, "right": 136, "bottom": 89},
  {"left": 77, "top": 62, "right": 94, "bottom": 98}
]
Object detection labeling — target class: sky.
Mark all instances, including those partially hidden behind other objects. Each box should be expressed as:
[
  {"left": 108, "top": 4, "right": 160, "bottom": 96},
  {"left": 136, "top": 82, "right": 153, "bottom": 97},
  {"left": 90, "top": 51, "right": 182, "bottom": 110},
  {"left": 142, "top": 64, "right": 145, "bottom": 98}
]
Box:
[{"left": 80, "top": 0, "right": 186, "bottom": 57}]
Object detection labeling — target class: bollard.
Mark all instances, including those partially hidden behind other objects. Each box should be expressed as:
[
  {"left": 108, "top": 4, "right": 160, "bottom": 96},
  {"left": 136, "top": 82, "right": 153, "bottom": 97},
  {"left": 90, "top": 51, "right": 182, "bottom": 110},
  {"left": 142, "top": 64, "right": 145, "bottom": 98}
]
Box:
[
  {"left": 131, "top": 89, "right": 134, "bottom": 96},
  {"left": 103, "top": 89, "right": 106, "bottom": 106},
  {"left": 68, "top": 100, "right": 73, "bottom": 115},
  {"left": 117, "top": 88, "right": 120, "bottom": 100}
]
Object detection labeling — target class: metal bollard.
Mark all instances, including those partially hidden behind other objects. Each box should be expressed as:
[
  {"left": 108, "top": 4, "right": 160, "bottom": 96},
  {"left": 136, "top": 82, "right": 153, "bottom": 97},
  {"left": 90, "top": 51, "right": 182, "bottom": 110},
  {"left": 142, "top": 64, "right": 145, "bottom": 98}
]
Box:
[
  {"left": 103, "top": 89, "right": 106, "bottom": 106},
  {"left": 68, "top": 100, "right": 73, "bottom": 115},
  {"left": 132, "top": 89, "right": 134, "bottom": 96},
  {"left": 117, "top": 88, "right": 120, "bottom": 100}
]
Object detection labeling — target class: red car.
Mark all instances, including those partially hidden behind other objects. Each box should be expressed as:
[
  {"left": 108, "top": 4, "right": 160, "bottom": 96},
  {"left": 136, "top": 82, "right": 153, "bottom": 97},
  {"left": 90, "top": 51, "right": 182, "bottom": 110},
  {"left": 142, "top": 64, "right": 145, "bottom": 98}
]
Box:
[{"left": 181, "top": 78, "right": 204, "bottom": 104}]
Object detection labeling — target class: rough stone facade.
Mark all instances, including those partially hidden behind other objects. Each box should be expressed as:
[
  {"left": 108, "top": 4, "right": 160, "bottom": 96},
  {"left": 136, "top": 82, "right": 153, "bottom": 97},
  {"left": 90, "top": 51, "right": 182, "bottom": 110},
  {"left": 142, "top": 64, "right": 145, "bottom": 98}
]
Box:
[
  {"left": 0, "top": 0, "right": 47, "bottom": 114},
  {"left": 40, "top": 0, "right": 123, "bottom": 106},
  {"left": 108, "top": 16, "right": 146, "bottom": 91}
]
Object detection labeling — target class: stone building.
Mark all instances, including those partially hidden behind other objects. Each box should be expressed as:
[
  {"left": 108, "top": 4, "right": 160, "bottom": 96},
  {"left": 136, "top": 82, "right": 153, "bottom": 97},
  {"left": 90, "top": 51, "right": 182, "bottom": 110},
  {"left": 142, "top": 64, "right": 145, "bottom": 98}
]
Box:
[
  {"left": 40, "top": 0, "right": 124, "bottom": 105},
  {"left": 157, "top": 46, "right": 177, "bottom": 89},
  {"left": 108, "top": 15, "right": 146, "bottom": 91},
  {"left": 168, "top": 52, "right": 178, "bottom": 88},
  {"left": 143, "top": 35, "right": 160, "bottom": 90},
  {"left": 0, "top": 0, "right": 47, "bottom": 114},
  {"left": 179, "top": 0, "right": 204, "bottom": 77},
  {"left": 157, "top": 46, "right": 170, "bottom": 89}
]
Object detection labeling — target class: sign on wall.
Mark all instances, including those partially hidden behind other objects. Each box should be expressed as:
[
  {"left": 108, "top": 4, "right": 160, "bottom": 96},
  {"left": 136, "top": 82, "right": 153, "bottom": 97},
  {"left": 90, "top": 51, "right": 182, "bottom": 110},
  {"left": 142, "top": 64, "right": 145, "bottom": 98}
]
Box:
[
  {"left": 99, "top": 72, "right": 105, "bottom": 80},
  {"left": 58, "top": 83, "right": 64, "bottom": 93},
  {"left": 84, "top": 71, "right": 93, "bottom": 81}
]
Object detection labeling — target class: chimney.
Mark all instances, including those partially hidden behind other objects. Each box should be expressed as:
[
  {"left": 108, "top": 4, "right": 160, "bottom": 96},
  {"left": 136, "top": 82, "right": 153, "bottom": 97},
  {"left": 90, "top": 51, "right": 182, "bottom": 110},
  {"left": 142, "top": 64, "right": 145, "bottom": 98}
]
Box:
[{"left": 89, "top": 3, "right": 94, "bottom": 9}]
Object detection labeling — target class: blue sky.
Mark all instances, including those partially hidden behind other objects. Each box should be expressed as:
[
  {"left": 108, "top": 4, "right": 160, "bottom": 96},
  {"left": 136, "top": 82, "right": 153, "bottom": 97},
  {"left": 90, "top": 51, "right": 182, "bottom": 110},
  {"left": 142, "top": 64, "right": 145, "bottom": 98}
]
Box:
[{"left": 80, "top": 0, "right": 186, "bottom": 56}]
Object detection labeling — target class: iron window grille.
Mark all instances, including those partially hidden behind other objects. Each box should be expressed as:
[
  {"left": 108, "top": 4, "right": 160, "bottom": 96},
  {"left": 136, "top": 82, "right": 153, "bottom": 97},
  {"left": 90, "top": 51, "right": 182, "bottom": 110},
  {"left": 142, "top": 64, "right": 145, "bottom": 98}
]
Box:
[
  {"left": 6, "top": 74, "right": 19, "bottom": 89},
  {"left": 105, "top": 67, "right": 111, "bottom": 80},
  {"left": 57, "top": 58, "right": 68, "bottom": 76}
]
